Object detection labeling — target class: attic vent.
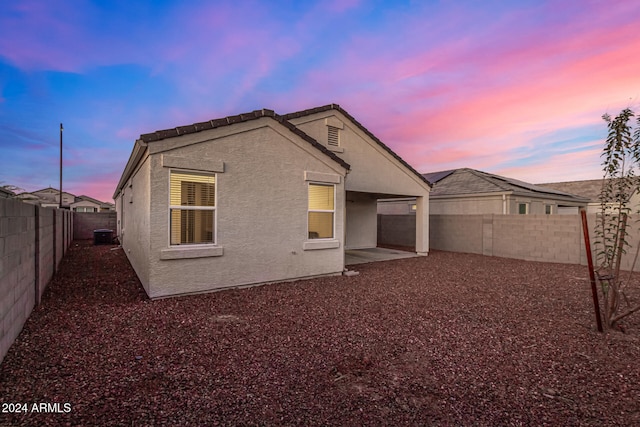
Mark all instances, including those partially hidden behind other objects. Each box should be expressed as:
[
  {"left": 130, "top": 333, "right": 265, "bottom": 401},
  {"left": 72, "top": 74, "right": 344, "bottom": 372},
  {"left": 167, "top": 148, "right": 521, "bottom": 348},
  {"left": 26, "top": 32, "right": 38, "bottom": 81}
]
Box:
[{"left": 327, "top": 125, "right": 340, "bottom": 147}]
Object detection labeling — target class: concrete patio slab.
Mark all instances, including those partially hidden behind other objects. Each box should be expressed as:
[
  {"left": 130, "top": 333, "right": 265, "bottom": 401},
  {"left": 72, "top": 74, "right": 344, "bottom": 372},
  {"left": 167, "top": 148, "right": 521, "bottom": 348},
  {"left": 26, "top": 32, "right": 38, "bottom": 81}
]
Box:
[{"left": 345, "top": 247, "right": 418, "bottom": 265}]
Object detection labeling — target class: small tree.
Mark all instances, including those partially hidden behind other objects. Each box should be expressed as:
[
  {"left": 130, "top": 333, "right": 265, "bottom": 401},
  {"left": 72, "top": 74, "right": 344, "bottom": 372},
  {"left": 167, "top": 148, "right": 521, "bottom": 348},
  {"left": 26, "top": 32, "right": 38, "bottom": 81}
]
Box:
[{"left": 594, "top": 108, "right": 640, "bottom": 329}]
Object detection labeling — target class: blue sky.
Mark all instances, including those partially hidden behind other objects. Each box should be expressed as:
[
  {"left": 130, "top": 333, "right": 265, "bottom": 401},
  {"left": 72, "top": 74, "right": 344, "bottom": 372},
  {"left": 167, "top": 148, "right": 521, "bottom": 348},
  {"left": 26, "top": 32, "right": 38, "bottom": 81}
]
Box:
[{"left": 2, "top": 0, "right": 640, "bottom": 202}]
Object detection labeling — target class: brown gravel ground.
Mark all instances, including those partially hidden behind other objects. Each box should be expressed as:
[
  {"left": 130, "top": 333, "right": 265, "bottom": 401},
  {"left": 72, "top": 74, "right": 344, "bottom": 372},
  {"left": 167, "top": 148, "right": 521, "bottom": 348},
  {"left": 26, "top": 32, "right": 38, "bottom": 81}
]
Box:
[{"left": 1, "top": 241, "right": 640, "bottom": 426}]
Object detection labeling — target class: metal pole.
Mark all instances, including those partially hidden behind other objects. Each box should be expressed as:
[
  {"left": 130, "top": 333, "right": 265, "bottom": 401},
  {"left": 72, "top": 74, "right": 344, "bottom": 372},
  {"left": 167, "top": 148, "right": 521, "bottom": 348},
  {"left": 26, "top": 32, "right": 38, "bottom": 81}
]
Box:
[
  {"left": 59, "top": 123, "right": 63, "bottom": 209},
  {"left": 581, "top": 209, "right": 603, "bottom": 332}
]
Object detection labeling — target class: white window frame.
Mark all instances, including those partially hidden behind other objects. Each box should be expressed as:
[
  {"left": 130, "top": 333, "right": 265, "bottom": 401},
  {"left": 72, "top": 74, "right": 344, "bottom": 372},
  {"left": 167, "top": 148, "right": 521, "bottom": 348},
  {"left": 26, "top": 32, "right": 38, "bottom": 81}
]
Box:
[
  {"left": 307, "top": 182, "right": 336, "bottom": 240},
  {"left": 168, "top": 170, "right": 217, "bottom": 247},
  {"left": 518, "top": 202, "right": 529, "bottom": 215}
]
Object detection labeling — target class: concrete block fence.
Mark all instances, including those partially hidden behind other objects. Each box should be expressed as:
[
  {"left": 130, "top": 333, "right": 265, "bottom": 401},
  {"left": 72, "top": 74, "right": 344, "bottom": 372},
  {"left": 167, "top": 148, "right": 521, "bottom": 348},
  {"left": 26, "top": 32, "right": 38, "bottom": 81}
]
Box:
[
  {"left": 0, "top": 198, "right": 73, "bottom": 364},
  {"left": 73, "top": 212, "right": 117, "bottom": 240},
  {"left": 379, "top": 213, "right": 640, "bottom": 272}
]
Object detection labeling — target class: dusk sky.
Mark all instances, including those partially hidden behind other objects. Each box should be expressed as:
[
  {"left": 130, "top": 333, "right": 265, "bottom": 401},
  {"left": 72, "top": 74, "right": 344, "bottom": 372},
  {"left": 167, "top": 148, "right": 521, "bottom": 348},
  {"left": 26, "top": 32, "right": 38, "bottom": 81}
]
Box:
[{"left": 2, "top": 0, "right": 640, "bottom": 203}]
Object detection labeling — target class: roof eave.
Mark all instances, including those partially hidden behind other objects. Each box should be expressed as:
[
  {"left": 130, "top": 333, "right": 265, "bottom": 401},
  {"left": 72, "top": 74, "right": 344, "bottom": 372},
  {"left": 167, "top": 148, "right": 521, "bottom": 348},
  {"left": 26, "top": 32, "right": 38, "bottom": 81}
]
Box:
[{"left": 113, "top": 139, "right": 148, "bottom": 200}]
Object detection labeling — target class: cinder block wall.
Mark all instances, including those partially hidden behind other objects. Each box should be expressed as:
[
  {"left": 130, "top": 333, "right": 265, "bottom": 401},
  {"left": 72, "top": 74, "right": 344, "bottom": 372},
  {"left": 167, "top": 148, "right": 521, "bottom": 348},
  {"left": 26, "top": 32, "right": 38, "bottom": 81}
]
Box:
[
  {"left": 0, "top": 199, "right": 72, "bottom": 365},
  {"left": 490, "top": 215, "right": 583, "bottom": 264},
  {"left": 379, "top": 213, "right": 640, "bottom": 271},
  {"left": 73, "top": 212, "right": 117, "bottom": 240},
  {"left": 377, "top": 215, "right": 416, "bottom": 247},
  {"left": 429, "top": 215, "right": 485, "bottom": 255},
  {"left": 0, "top": 199, "right": 36, "bottom": 366}
]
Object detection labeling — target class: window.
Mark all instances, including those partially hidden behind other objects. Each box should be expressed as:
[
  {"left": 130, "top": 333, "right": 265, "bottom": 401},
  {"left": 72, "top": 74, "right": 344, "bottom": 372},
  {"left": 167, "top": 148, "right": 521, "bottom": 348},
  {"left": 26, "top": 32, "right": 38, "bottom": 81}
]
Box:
[
  {"left": 327, "top": 125, "right": 340, "bottom": 147},
  {"left": 518, "top": 203, "right": 528, "bottom": 215},
  {"left": 170, "top": 171, "right": 216, "bottom": 245},
  {"left": 308, "top": 183, "right": 334, "bottom": 239},
  {"left": 545, "top": 204, "right": 552, "bottom": 215}
]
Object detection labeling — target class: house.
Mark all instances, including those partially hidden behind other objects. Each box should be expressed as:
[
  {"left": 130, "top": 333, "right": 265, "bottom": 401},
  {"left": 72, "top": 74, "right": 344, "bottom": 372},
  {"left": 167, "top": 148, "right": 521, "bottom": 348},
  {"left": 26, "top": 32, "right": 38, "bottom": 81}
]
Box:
[
  {"left": 113, "top": 104, "right": 431, "bottom": 298},
  {"left": 15, "top": 187, "right": 114, "bottom": 211},
  {"left": 0, "top": 187, "right": 15, "bottom": 198},
  {"left": 70, "top": 195, "right": 116, "bottom": 212},
  {"left": 538, "top": 179, "right": 640, "bottom": 214},
  {"left": 378, "top": 168, "right": 589, "bottom": 215},
  {"left": 16, "top": 187, "right": 76, "bottom": 208}
]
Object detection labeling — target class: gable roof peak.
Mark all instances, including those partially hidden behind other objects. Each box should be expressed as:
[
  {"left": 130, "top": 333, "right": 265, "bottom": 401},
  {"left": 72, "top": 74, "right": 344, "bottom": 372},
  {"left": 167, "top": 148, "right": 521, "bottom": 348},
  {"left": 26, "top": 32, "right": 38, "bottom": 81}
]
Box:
[{"left": 283, "top": 104, "right": 431, "bottom": 187}]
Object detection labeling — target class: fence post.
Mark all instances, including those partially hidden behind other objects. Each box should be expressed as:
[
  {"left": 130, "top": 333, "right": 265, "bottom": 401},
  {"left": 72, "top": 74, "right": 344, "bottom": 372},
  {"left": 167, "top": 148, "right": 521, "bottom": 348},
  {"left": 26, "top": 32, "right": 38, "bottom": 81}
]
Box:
[
  {"left": 52, "top": 209, "right": 56, "bottom": 274},
  {"left": 580, "top": 210, "right": 603, "bottom": 332},
  {"left": 34, "top": 206, "right": 40, "bottom": 305}
]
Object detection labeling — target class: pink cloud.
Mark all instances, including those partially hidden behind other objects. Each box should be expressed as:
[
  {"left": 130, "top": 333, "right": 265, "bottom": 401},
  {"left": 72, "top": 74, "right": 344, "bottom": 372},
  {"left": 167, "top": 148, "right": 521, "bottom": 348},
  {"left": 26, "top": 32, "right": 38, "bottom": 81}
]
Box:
[
  {"left": 0, "top": 1, "right": 106, "bottom": 71},
  {"left": 496, "top": 147, "right": 604, "bottom": 184},
  {"left": 324, "top": 0, "right": 361, "bottom": 13},
  {"left": 65, "top": 170, "right": 122, "bottom": 203},
  {"left": 284, "top": 1, "right": 640, "bottom": 183}
]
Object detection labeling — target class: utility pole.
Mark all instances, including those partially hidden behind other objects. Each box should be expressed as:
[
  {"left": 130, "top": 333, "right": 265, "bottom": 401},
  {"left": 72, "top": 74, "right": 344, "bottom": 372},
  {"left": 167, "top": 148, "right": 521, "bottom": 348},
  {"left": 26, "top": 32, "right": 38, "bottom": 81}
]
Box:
[{"left": 59, "top": 123, "right": 63, "bottom": 209}]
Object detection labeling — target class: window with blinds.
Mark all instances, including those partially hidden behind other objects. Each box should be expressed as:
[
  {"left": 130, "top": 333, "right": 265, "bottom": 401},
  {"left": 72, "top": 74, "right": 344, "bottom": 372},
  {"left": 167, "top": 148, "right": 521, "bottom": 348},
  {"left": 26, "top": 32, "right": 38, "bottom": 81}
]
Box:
[
  {"left": 170, "top": 171, "right": 216, "bottom": 245},
  {"left": 327, "top": 125, "right": 340, "bottom": 147},
  {"left": 308, "top": 183, "right": 334, "bottom": 239}
]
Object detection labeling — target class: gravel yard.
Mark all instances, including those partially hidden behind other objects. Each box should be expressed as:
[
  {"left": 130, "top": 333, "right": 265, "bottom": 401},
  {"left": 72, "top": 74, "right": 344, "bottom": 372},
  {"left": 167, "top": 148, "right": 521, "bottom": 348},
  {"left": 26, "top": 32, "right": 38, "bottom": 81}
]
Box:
[{"left": 1, "top": 240, "right": 639, "bottom": 426}]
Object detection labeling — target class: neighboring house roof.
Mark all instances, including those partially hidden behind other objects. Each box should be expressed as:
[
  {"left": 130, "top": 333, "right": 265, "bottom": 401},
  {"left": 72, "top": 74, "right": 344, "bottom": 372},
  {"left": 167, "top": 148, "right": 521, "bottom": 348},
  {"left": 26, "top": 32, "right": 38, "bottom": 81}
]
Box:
[
  {"left": 537, "top": 179, "right": 603, "bottom": 202},
  {"left": 425, "top": 168, "right": 590, "bottom": 202},
  {"left": 282, "top": 104, "right": 432, "bottom": 187},
  {"left": 31, "top": 187, "right": 75, "bottom": 199},
  {"left": 423, "top": 169, "right": 456, "bottom": 184},
  {"left": 74, "top": 195, "right": 115, "bottom": 208},
  {"left": 0, "top": 187, "right": 15, "bottom": 198},
  {"left": 15, "top": 188, "right": 112, "bottom": 208}
]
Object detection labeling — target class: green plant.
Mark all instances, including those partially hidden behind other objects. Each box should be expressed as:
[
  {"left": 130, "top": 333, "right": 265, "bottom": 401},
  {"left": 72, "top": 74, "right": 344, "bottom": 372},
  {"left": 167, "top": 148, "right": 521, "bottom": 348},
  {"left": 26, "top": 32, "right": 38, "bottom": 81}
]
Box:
[{"left": 594, "top": 108, "right": 640, "bottom": 329}]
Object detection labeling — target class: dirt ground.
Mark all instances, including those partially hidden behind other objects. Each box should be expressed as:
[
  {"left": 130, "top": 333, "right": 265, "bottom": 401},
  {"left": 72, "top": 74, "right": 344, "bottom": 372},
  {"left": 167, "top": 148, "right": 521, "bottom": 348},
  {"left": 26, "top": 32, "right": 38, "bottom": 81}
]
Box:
[{"left": 1, "top": 240, "right": 639, "bottom": 426}]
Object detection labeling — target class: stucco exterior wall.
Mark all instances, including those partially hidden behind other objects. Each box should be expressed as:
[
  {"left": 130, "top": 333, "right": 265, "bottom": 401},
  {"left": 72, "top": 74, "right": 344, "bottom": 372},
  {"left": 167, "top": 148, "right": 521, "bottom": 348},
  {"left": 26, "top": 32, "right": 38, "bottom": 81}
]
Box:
[
  {"left": 427, "top": 194, "right": 575, "bottom": 215},
  {"left": 128, "top": 120, "right": 347, "bottom": 298},
  {"left": 345, "top": 192, "right": 378, "bottom": 249},
  {"left": 429, "top": 196, "right": 505, "bottom": 215},
  {"left": 377, "top": 199, "right": 416, "bottom": 215},
  {"left": 117, "top": 155, "right": 151, "bottom": 293},
  {"left": 288, "top": 110, "right": 430, "bottom": 255},
  {"left": 289, "top": 113, "right": 429, "bottom": 197}
]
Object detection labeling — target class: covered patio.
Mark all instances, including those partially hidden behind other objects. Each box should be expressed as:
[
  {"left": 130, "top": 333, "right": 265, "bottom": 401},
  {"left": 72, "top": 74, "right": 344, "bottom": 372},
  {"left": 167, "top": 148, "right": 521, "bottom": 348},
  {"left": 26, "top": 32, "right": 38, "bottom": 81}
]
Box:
[{"left": 345, "top": 247, "right": 419, "bottom": 265}]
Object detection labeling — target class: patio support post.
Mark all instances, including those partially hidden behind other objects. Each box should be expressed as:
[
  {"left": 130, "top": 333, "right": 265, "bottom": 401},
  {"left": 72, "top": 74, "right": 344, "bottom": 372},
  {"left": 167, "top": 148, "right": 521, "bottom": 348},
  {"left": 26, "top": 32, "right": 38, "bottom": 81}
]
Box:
[{"left": 415, "top": 195, "right": 429, "bottom": 256}]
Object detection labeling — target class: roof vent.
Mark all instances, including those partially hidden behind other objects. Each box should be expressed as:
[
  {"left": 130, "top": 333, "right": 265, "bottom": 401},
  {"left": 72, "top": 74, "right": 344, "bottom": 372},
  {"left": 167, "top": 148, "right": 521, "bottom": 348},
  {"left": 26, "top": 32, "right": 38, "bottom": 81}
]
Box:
[{"left": 328, "top": 125, "right": 340, "bottom": 147}]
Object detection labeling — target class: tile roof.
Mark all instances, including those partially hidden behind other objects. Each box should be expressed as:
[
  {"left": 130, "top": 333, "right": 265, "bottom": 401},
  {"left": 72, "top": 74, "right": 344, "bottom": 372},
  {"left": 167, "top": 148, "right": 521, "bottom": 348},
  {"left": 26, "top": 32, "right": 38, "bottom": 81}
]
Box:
[
  {"left": 425, "top": 168, "right": 590, "bottom": 201},
  {"left": 282, "top": 104, "right": 432, "bottom": 187},
  {"left": 0, "top": 187, "right": 15, "bottom": 197},
  {"left": 123, "top": 104, "right": 431, "bottom": 197},
  {"left": 537, "top": 179, "right": 603, "bottom": 201},
  {"left": 422, "top": 169, "right": 456, "bottom": 184},
  {"left": 138, "top": 108, "right": 350, "bottom": 171}
]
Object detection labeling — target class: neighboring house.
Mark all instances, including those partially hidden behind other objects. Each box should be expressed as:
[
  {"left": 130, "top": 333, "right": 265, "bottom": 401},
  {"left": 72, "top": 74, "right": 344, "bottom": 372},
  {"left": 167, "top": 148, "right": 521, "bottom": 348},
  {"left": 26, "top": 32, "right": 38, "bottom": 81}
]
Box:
[
  {"left": 113, "top": 104, "right": 431, "bottom": 298},
  {"left": 538, "top": 179, "right": 640, "bottom": 214},
  {"left": 16, "top": 187, "right": 76, "bottom": 208},
  {"left": 71, "top": 195, "right": 116, "bottom": 212},
  {"left": 379, "top": 168, "right": 588, "bottom": 215},
  {"left": 0, "top": 187, "right": 15, "bottom": 198},
  {"left": 15, "top": 187, "right": 114, "bottom": 211}
]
